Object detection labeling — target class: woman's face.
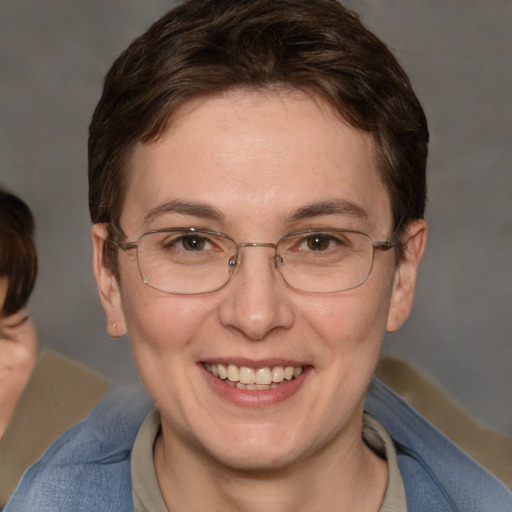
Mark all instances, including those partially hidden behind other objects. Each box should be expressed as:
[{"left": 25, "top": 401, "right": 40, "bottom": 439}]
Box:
[
  {"left": 0, "top": 277, "right": 34, "bottom": 336},
  {"left": 0, "top": 276, "right": 37, "bottom": 355},
  {"left": 93, "top": 89, "right": 425, "bottom": 472}
]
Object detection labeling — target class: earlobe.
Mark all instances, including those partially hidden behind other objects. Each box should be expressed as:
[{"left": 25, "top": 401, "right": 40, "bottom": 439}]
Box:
[
  {"left": 91, "top": 223, "right": 127, "bottom": 338},
  {"left": 386, "top": 219, "right": 428, "bottom": 333}
]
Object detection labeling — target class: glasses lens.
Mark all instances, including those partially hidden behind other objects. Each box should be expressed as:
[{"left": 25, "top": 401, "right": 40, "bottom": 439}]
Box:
[
  {"left": 137, "top": 229, "right": 236, "bottom": 294},
  {"left": 276, "top": 230, "right": 374, "bottom": 292},
  {"left": 134, "top": 228, "right": 375, "bottom": 295}
]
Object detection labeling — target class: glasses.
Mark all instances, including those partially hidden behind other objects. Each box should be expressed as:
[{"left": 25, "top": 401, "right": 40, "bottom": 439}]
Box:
[{"left": 115, "top": 227, "right": 396, "bottom": 295}]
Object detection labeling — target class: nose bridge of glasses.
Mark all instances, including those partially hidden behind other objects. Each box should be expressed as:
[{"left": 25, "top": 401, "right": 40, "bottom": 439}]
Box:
[
  {"left": 237, "top": 242, "right": 277, "bottom": 249},
  {"left": 229, "top": 242, "right": 280, "bottom": 268}
]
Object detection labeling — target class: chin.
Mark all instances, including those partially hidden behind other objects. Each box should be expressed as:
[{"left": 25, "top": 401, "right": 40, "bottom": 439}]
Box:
[
  {"left": 210, "top": 447, "right": 301, "bottom": 473},
  {"left": 197, "top": 425, "right": 312, "bottom": 473}
]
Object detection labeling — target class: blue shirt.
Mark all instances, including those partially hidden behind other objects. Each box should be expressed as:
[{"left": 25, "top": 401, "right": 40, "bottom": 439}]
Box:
[{"left": 6, "top": 378, "right": 512, "bottom": 511}]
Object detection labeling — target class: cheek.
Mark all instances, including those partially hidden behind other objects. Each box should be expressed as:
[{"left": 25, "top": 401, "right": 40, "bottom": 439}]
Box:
[
  {"left": 120, "top": 292, "right": 213, "bottom": 402},
  {"left": 119, "top": 272, "right": 220, "bottom": 362},
  {"left": 301, "top": 278, "right": 394, "bottom": 353}
]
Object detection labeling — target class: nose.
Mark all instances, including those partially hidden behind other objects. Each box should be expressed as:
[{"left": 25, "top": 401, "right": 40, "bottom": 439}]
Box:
[{"left": 218, "top": 245, "right": 294, "bottom": 341}]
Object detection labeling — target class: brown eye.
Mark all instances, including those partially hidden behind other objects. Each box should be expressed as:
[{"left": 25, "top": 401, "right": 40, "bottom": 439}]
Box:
[
  {"left": 305, "top": 234, "right": 333, "bottom": 251},
  {"left": 181, "top": 235, "right": 206, "bottom": 251},
  {"left": 161, "top": 234, "right": 209, "bottom": 251}
]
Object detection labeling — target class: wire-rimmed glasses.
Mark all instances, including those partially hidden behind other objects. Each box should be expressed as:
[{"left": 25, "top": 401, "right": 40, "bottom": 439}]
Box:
[{"left": 114, "top": 227, "right": 396, "bottom": 294}]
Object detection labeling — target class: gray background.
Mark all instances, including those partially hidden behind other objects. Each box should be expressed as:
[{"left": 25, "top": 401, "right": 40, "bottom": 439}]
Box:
[{"left": 1, "top": 1, "right": 511, "bottom": 435}]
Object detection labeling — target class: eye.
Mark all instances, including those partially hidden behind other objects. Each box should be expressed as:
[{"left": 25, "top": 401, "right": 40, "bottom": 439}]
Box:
[
  {"left": 181, "top": 235, "right": 207, "bottom": 251},
  {"left": 1, "top": 311, "right": 29, "bottom": 336},
  {"left": 303, "top": 233, "right": 338, "bottom": 251},
  {"left": 164, "top": 234, "right": 211, "bottom": 251}
]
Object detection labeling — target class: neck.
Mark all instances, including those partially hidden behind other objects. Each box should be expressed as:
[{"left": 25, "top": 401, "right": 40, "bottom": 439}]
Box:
[{"left": 154, "top": 416, "right": 387, "bottom": 512}]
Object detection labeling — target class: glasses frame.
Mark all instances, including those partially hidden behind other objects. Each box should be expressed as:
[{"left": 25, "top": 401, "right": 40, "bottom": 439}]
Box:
[{"left": 114, "top": 226, "right": 397, "bottom": 295}]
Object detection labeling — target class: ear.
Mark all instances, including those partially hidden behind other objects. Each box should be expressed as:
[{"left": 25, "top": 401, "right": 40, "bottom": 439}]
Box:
[
  {"left": 92, "top": 223, "right": 127, "bottom": 338},
  {"left": 386, "top": 219, "right": 428, "bottom": 333}
]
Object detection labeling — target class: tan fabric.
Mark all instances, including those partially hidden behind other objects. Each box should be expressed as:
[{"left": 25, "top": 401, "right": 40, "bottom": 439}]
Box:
[
  {"left": 132, "top": 409, "right": 406, "bottom": 512},
  {"left": 132, "top": 409, "right": 167, "bottom": 512},
  {"left": 0, "top": 349, "right": 111, "bottom": 507},
  {"left": 364, "top": 415, "right": 407, "bottom": 512},
  {"left": 376, "top": 356, "right": 512, "bottom": 488}
]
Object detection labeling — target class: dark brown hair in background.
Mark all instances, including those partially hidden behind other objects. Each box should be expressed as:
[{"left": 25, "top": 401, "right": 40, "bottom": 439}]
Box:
[{"left": 0, "top": 188, "right": 38, "bottom": 316}]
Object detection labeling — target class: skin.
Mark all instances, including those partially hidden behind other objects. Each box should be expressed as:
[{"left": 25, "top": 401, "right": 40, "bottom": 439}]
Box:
[
  {"left": 93, "top": 89, "right": 427, "bottom": 511},
  {"left": 0, "top": 276, "right": 38, "bottom": 438}
]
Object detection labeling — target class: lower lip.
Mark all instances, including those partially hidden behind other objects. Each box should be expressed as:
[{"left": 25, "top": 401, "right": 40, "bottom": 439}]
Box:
[{"left": 199, "top": 364, "right": 310, "bottom": 407}]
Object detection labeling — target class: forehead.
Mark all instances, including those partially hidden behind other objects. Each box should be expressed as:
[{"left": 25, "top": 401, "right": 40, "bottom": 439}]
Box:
[{"left": 122, "top": 89, "right": 392, "bottom": 234}]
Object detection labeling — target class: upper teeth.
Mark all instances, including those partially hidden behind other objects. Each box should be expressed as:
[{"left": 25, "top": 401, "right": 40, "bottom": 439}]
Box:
[{"left": 204, "top": 363, "right": 303, "bottom": 385}]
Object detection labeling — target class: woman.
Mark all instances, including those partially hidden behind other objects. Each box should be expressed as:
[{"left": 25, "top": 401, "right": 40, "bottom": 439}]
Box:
[
  {"left": 5, "top": 1, "right": 512, "bottom": 510},
  {"left": 0, "top": 187, "right": 111, "bottom": 507},
  {"left": 0, "top": 188, "right": 38, "bottom": 441}
]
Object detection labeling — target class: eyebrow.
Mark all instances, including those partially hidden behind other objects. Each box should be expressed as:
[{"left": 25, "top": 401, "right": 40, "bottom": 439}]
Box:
[
  {"left": 2, "top": 313, "right": 29, "bottom": 331},
  {"left": 143, "top": 199, "right": 225, "bottom": 228},
  {"left": 142, "top": 197, "right": 367, "bottom": 229},
  {"left": 284, "top": 199, "right": 368, "bottom": 223}
]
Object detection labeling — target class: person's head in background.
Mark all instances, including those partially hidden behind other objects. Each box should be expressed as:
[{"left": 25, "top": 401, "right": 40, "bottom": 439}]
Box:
[{"left": 0, "top": 187, "right": 38, "bottom": 437}]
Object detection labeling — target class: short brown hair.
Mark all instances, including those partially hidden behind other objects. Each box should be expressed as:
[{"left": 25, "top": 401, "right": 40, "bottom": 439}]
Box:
[
  {"left": 89, "top": 0, "right": 429, "bottom": 272},
  {"left": 0, "top": 188, "right": 38, "bottom": 316}
]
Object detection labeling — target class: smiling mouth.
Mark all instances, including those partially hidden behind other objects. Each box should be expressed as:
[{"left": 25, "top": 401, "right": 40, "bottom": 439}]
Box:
[{"left": 203, "top": 363, "right": 304, "bottom": 390}]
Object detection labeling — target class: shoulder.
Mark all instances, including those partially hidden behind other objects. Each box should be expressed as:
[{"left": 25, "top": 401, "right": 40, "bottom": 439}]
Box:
[
  {"left": 366, "top": 377, "right": 512, "bottom": 511},
  {"left": 5, "top": 382, "right": 153, "bottom": 512},
  {"left": 0, "top": 349, "right": 112, "bottom": 506}
]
